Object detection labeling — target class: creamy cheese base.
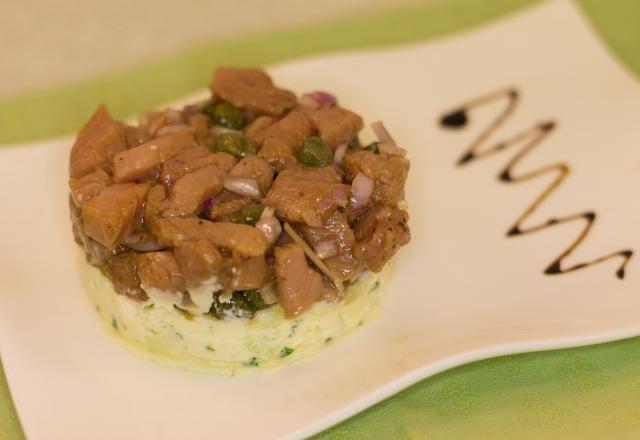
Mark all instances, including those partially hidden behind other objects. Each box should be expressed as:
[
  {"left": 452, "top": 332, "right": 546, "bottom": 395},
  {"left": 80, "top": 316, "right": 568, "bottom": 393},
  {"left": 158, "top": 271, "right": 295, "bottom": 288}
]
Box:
[{"left": 79, "top": 251, "right": 391, "bottom": 374}]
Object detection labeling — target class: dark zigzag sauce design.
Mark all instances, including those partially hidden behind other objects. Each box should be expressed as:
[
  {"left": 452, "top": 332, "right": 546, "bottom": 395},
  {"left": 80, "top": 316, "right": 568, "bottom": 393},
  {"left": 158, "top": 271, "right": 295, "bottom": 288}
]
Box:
[{"left": 440, "top": 88, "right": 633, "bottom": 280}]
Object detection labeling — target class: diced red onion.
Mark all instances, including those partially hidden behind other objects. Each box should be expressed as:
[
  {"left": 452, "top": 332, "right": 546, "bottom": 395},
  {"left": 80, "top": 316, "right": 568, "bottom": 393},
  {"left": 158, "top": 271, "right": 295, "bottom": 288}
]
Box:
[
  {"left": 311, "top": 91, "right": 337, "bottom": 106},
  {"left": 333, "top": 143, "right": 347, "bottom": 164},
  {"left": 223, "top": 177, "right": 262, "bottom": 200},
  {"left": 202, "top": 196, "right": 218, "bottom": 212},
  {"left": 256, "top": 217, "right": 282, "bottom": 245},
  {"left": 299, "top": 91, "right": 337, "bottom": 108},
  {"left": 371, "top": 121, "right": 396, "bottom": 146},
  {"left": 350, "top": 172, "right": 374, "bottom": 208},
  {"left": 377, "top": 142, "right": 407, "bottom": 157},
  {"left": 314, "top": 240, "right": 339, "bottom": 260},
  {"left": 333, "top": 186, "right": 348, "bottom": 207}
]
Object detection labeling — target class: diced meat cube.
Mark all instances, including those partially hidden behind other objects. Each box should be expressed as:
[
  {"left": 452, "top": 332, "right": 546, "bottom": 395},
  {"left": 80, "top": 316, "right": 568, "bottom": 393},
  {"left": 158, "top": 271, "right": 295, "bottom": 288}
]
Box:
[
  {"left": 82, "top": 183, "right": 150, "bottom": 249},
  {"left": 244, "top": 116, "right": 274, "bottom": 145},
  {"left": 353, "top": 206, "right": 410, "bottom": 272},
  {"left": 102, "top": 252, "right": 148, "bottom": 301},
  {"left": 300, "top": 212, "right": 362, "bottom": 281},
  {"left": 263, "top": 167, "right": 349, "bottom": 226},
  {"left": 343, "top": 151, "right": 409, "bottom": 206},
  {"left": 144, "top": 184, "right": 167, "bottom": 224},
  {"left": 113, "top": 132, "right": 196, "bottom": 182},
  {"left": 151, "top": 217, "right": 268, "bottom": 257},
  {"left": 306, "top": 106, "right": 363, "bottom": 147},
  {"left": 69, "top": 105, "right": 127, "bottom": 178},
  {"left": 225, "top": 256, "right": 271, "bottom": 290},
  {"left": 162, "top": 166, "right": 225, "bottom": 217},
  {"left": 70, "top": 196, "right": 113, "bottom": 265},
  {"left": 190, "top": 152, "right": 237, "bottom": 173},
  {"left": 229, "top": 155, "right": 274, "bottom": 194},
  {"left": 137, "top": 251, "right": 185, "bottom": 292},
  {"left": 160, "top": 145, "right": 210, "bottom": 187},
  {"left": 69, "top": 169, "right": 111, "bottom": 207},
  {"left": 258, "top": 110, "right": 312, "bottom": 171},
  {"left": 188, "top": 113, "right": 210, "bottom": 142},
  {"left": 274, "top": 243, "right": 323, "bottom": 317},
  {"left": 206, "top": 191, "right": 253, "bottom": 221},
  {"left": 174, "top": 239, "right": 222, "bottom": 288},
  {"left": 210, "top": 68, "right": 297, "bottom": 117}
]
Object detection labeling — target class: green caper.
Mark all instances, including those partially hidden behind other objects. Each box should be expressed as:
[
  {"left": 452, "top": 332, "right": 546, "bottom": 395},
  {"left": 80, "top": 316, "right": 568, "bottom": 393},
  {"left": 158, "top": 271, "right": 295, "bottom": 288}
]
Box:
[
  {"left": 204, "top": 101, "right": 246, "bottom": 129},
  {"left": 215, "top": 132, "right": 257, "bottom": 159},
  {"left": 231, "top": 204, "right": 264, "bottom": 225},
  {"left": 210, "top": 289, "right": 268, "bottom": 319},
  {"left": 299, "top": 137, "right": 332, "bottom": 166}
]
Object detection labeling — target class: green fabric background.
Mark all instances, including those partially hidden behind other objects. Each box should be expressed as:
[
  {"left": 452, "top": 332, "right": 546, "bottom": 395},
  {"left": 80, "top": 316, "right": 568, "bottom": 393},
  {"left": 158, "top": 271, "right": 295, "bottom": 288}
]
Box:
[{"left": 1, "top": 0, "right": 640, "bottom": 439}]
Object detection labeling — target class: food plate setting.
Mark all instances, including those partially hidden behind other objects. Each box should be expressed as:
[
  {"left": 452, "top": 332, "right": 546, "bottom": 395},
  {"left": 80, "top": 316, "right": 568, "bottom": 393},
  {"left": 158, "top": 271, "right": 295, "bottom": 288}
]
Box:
[{"left": 2, "top": 1, "right": 640, "bottom": 439}]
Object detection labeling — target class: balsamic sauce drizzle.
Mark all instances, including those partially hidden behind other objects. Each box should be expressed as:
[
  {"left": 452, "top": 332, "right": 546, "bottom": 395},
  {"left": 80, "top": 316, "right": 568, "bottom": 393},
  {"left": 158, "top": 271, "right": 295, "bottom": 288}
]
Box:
[{"left": 440, "top": 88, "right": 633, "bottom": 279}]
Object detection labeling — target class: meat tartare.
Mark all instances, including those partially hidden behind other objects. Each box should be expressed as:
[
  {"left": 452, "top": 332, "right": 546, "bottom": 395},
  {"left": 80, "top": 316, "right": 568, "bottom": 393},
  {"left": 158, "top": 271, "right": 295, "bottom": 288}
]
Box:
[{"left": 69, "top": 67, "right": 410, "bottom": 372}]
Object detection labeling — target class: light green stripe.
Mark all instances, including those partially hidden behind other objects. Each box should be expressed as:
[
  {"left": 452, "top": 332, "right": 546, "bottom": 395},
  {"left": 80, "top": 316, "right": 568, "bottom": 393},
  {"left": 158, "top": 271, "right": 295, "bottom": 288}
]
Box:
[
  {"left": 0, "top": 0, "right": 538, "bottom": 145},
  {"left": 0, "top": 359, "right": 25, "bottom": 440},
  {"left": 314, "top": 336, "right": 640, "bottom": 439}
]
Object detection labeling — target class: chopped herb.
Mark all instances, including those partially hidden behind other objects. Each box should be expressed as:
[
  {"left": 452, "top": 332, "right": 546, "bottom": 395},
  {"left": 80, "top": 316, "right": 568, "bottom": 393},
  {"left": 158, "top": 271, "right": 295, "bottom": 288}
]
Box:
[
  {"left": 245, "top": 357, "right": 259, "bottom": 367},
  {"left": 369, "top": 281, "right": 380, "bottom": 293},
  {"left": 210, "top": 289, "right": 268, "bottom": 319},
  {"left": 288, "top": 319, "right": 301, "bottom": 338},
  {"left": 280, "top": 347, "right": 294, "bottom": 358},
  {"left": 111, "top": 318, "right": 118, "bottom": 330},
  {"left": 175, "top": 332, "right": 184, "bottom": 339},
  {"left": 206, "top": 344, "right": 216, "bottom": 352}
]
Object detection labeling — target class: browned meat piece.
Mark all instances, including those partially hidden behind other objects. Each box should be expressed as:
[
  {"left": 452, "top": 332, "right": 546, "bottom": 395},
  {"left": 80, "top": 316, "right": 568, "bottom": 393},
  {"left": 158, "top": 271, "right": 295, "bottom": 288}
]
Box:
[
  {"left": 210, "top": 68, "right": 297, "bottom": 117},
  {"left": 125, "top": 125, "right": 151, "bottom": 148},
  {"left": 174, "top": 239, "right": 222, "bottom": 288},
  {"left": 206, "top": 191, "right": 252, "bottom": 221},
  {"left": 69, "top": 105, "right": 127, "bottom": 178},
  {"left": 353, "top": 206, "right": 410, "bottom": 272},
  {"left": 263, "top": 166, "right": 349, "bottom": 226},
  {"left": 224, "top": 256, "right": 271, "bottom": 290},
  {"left": 70, "top": 197, "right": 113, "bottom": 265},
  {"left": 137, "top": 251, "right": 185, "bottom": 292},
  {"left": 229, "top": 155, "right": 274, "bottom": 194},
  {"left": 343, "top": 151, "right": 409, "bottom": 206},
  {"left": 162, "top": 166, "right": 225, "bottom": 217},
  {"left": 306, "top": 106, "right": 363, "bottom": 148},
  {"left": 151, "top": 217, "right": 267, "bottom": 257},
  {"left": 190, "top": 152, "right": 237, "bottom": 173},
  {"left": 102, "top": 252, "right": 148, "bottom": 301},
  {"left": 160, "top": 145, "right": 210, "bottom": 187},
  {"left": 244, "top": 116, "right": 274, "bottom": 145},
  {"left": 112, "top": 132, "right": 196, "bottom": 182},
  {"left": 82, "top": 183, "right": 150, "bottom": 249},
  {"left": 300, "top": 212, "right": 362, "bottom": 282},
  {"left": 69, "top": 169, "right": 111, "bottom": 207},
  {"left": 188, "top": 113, "right": 210, "bottom": 142},
  {"left": 274, "top": 243, "right": 323, "bottom": 317},
  {"left": 259, "top": 110, "right": 312, "bottom": 171},
  {"left": 144, "top": 184, "right": 167, "bottom": 225}
]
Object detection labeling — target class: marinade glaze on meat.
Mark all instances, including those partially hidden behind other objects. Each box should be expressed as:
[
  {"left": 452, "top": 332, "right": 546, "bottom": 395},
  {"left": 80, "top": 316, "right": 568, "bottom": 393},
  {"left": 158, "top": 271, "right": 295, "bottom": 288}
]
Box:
[{"left": 69, "top": 68, "right": 410, "bottom": 319}]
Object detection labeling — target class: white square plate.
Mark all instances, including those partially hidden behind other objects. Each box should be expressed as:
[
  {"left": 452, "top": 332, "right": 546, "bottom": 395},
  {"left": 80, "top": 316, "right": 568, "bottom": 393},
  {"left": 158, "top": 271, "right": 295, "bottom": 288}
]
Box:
[{"left": 2, "top": 1, "right": 640, "bottom": 438}]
